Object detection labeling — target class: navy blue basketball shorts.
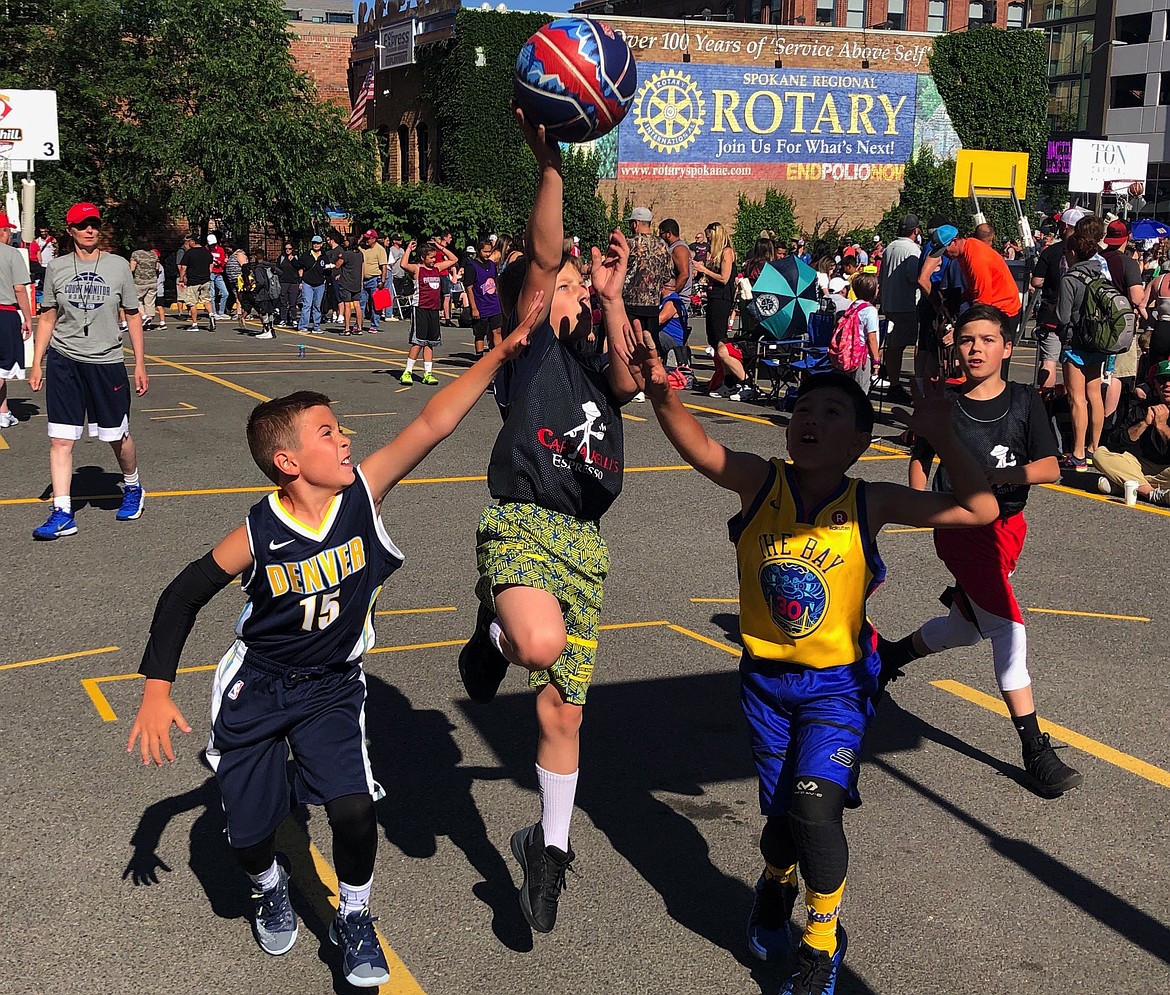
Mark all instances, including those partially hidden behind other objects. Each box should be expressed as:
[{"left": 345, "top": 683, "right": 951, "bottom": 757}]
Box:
[
  {"left": 0, "top": 309, "right": 24, "bottom": 379},
  {"left": 205, "top": 641, "right": 383, "bottom": 849},
  {"left": 740, "top": 650, "right": 881, "bottom": 817},
  {"left": 45, "top": 348, "right": 131, "bottom": 442}
]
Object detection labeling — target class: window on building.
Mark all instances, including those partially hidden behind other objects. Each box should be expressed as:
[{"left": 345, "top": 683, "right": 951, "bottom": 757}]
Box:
[
  {"left": 928, "top": 0, "right": 947, "bottom": 31},
  {"left": 885, "top": 0, "right": 905, "bottom": 28},
  {"left": 846, "top": 0, "right": 865, "bottom": 27},
  {"left": 1115, "top": 12, "right": 1151, "bottom": 45},
  {"left": 285, "top": 10, "right": 300, "bottom": 20},
  {"left": 816, "top": 0, "right": 835, "bottom": 25},
  {"left": 968, "top": 1, "right": 985, "bottom": 28},
  {"left": 1045, "top": 25, "right": 1094, "bottom": 75},
  {"left": 1007, "top": 2, "right": 1024, "bottom": 27},
  {"left": 1110, "top": 73, "right": 1147, "bottom": 109},
  {"left": 325, "top": 11, "right": 352, "bottom": 22},
  {"left": 1047, "top": 80, "right": 1080, "bottom": 130},
  {"left": 1161, "top": 71, "right": 1170, "bottom": 104},
  {"left": 416, "top": 122, "right": 429, "bottom": 182},
  {"left": 397, "top": 125, "right": 410, "bottom": 185}
]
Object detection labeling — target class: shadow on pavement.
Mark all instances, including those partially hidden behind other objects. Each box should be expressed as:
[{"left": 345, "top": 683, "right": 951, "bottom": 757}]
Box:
[{"left": 37, "top": 465, "right": 123, "bottom": 511}]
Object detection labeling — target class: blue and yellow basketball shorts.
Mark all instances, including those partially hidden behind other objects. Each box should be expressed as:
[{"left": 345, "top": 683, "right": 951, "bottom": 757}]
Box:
[
  {"left": 475, "top": 502, "right": 609, "bottom": 705},
  {"left": 740, "top": 650, "right": 881, "bottom": 816}
]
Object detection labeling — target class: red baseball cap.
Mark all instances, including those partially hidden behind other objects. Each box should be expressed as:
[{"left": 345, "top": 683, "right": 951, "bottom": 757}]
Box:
[
  {"left": 363, "top": 228, "right": 378, "bottom": 239},
  {"left": 0, "top": 212, "right": 14, "bottom": 229},
  {"left": 1102, "top": 219, "right": 1129, "bottom": 247},
  {"left": 65, "top": 202, "right": 102, "bottom": 226}
]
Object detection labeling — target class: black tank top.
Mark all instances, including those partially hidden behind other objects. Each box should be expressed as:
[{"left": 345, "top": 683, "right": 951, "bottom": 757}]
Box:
[
  {"left": 707, "top": 250, "right": 736, "bottom": 301},
  {"left": 489, "top": 322, "right": 624, "bottom": 521},
  {"left": 238, "top": 469, "right": 404, "bottom": 670}
]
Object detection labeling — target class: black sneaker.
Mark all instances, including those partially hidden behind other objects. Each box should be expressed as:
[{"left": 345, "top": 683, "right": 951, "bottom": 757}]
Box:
[
  {"left": 780, "top": 928, "right": 848, "bottom": 995},
  {"left": 875, "top": 633, "right": 918, "bottom": 695},
  {"left": 746, "top": 871, "right": 799, "bottom": 961},
  {"left": 458, "top": 602, "right": 509, "bottom": 703},
  {"left": 1023, "top": 732, "right": 1084, "bottom": 794},
  {"left": 511, "top": 822, "right": 575, "bottom": 934}
]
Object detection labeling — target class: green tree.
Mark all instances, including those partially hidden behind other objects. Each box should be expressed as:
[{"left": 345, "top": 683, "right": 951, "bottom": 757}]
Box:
[
  {"left": 351, "top": 183, "right": 508, "bottom": 248},
  {"left": 732, "top": 188, "right": 797, "bottom": 259},
  {"left": 4, "top": 0, "right": 376, "bottom": 243},
  {"left": 876, "top": 146, "right": 959, "bottom": 244}
]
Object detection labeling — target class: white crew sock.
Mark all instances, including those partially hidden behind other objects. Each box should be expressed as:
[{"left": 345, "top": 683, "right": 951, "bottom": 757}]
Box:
[
  {"left": 338, "top": 875, "right": 373, "bottom": 918},
  {"left": 249, "top": 859, "right": 281, "bottom": 893},
  {"left": 123, "top": 470, "right": 140, "bottom": 488},
  {"left": 537, "top": 764, "right": 578, "bottom": 853},
  {"left": 53, "top": 496, "right": 72, "bottom": 513},
  {"left": 488, "top": 618, "right": 505, "bottom": 655},
  {"left": 423, "top": 361, "right": 433, "bottom": 374},
  {"left": 405, "top": 358, "right": 416, "bottom": 373}
]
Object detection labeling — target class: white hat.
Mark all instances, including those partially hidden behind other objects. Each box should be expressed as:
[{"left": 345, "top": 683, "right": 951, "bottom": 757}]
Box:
[
  {"left": 206, "top": 233, "right": 218, "bottom": 245},
  {"left": 828, "top": 276, "right": 848, "bottom": 293},
  {"left": 572, "top": 235, "right": 580, "bottom": 243},
  {"left": 1060, "top": 207, "right": 1086, "bottom": 228},
  {"left": 489, "top": 234, "right": 498, "bottom": 242},
  {"left": 873, "top": 235, "right": 882, "bottom": 243}
]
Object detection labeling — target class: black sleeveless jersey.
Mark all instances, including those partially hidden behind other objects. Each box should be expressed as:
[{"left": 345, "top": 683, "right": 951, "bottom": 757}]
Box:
[
  {"left": 489, "top": 321, "right": 624, "bottom": 521},
  {"left": 237, "top": 468, "right": 404, "bottom": 669},
  {"left": 913, "top": 381, "right": 1058, "bottom": 517}
]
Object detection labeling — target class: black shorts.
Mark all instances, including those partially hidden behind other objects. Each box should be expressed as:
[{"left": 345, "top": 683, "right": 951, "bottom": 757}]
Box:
[
  {"left": 206, "top": 643, "right": 380, "bottom": 849},
  {"left": 46, "top": 348, "right": 132, "bottom": 442},
  {"left": 473, "top": 312, "right": 502, "bottom": 342},
  {"left": 337, "top": 286, "right": 361, "bottom": 304},
  {"left": 410, "top": 308, "right": 442, "bottom": 346},
  {"left": 0, "top": 309, "right": 23, "bottom": 379}
]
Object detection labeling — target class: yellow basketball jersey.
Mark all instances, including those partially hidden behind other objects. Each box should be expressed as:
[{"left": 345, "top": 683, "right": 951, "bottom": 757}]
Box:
[{"left": 732, "top": 459, "right": 885, "bottom": 668}]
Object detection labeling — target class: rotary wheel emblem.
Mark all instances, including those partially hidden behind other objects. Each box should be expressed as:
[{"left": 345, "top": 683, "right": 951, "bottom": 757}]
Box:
[{"left": 633, "top": 69, "right": 705, "bottom": 155}]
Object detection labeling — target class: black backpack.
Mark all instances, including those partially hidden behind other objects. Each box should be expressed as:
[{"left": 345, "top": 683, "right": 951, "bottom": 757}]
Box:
[{"left": 253, "top": 262, "right": 280, "bottom": 302}]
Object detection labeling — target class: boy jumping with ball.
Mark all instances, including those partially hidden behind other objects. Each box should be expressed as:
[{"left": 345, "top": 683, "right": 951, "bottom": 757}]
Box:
[
  {"left": 457, "top": 109, "right": 641, "bottom": 934},
  {"left": 126, "top": 299, "right": 545, "bottom": 987},
  {"left": 878, "top": 304, "right": 1084, "bottom": 795},
  {"left": 625, "top": 327, "right": 998, "bottom": 995}
]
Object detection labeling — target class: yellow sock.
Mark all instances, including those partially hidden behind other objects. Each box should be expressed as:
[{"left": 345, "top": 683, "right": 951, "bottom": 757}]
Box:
[
  {"left": 765, "top": 862, "right": 798, "bottom": 887},
  {"left": 803, "top": 880, "right": 845, "bottom": 957}
]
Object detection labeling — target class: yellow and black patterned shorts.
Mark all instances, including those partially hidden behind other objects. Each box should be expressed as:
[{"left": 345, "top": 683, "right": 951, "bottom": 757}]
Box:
[{"left": 475, "top": 502, "right": 610, "bottom": 705}]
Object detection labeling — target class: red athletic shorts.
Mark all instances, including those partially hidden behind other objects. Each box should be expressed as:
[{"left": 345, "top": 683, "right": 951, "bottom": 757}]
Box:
[{"left": 933, "top": 513, "right": 1026, "bottom": 624}]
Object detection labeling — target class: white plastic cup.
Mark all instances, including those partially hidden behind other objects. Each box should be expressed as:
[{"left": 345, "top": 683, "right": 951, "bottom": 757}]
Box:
[{"left": 1124, "top": 480, "right": 1139, "bottom": 507}]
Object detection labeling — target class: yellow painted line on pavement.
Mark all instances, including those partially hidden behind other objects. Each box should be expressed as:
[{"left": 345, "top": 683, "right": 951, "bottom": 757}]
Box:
[
  {"left": 869, "top": 441, "right": 908, "bottom": 455},
  {"left": 667, "top": 623, "right": 739, "bottom": 656},
  {"left": 683, "top": 402, "right": 773, "bottom": 425},
  {"left": 0, "top": 433, "right": 8, "bottom": 450},
  {"left": 84, "top": 663, "right": 217, "bottom": 721},
  {"left": 600, "top": 619, "right": 671, "bottom": 630},
  {"left": 1041, "top": 480, "right": 1170, "bottom": 518},
  {"left": 141, "top": 402, "right": 198, "bottom": 412},
  {"left": 342, "top": 411, "right": 398, "bottom": 418},
  {"left": 933, "top": 679, "right": 1170, "bottom": 789},
  {"left": 150, "top": 413, "right": 206, "bottom": 421},
  {"left": 622, "top": 412, "right": 647, "bottom": 422},
  {"left": 0, "top": 645, "right": 119, "bottom": 672},
  {"left": 140, "top": 351, "right": 270, "bottom": 402},
  {"left": 857, "top": 454, "right": 909, "bottom": 461},
  {"left": 375, "top": 606, "right": 457, "bottom": 616},
  {"left": 148, "top": 367, "right": 389, "bottom": 377},
  {"left": 690, "top": 597, "right": 737, "bottom": 604},
  {"left": 1027, "top": 607, "right": 1150, "bottom": 623}
]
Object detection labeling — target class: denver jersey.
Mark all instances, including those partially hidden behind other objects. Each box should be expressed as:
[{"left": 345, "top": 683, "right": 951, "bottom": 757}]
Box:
[
  {"left": 237, "top": 468, "right": 404, "bottom": 670},
  {"left": 730, "top": 460, "right": 885, "bottom": 668}
]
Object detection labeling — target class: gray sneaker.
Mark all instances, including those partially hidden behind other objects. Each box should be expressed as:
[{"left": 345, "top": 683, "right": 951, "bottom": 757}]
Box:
[{"left": 250, "top": 862, "right": 298, "bottom": 955}]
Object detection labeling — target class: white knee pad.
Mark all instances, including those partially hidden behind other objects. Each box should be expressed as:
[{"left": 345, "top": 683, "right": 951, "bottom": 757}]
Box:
[
  {"left": 919, "top": 604, "right": 982, "bottom": 653},
  {"left": 967, "top": 600, "right": 1031, "bottom": 693}
]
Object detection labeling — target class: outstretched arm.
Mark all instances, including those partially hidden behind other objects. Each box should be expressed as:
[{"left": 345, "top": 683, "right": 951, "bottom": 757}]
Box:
[
  {"left": 516, "top": 107, "right": 563, "bottom": 326},
  {"left": 866, "top": 381, "right": 999, "bottom": 532},
  {"left": 624, "top": 325, "right": 769, "bottom": 500},
  {"left": 127, "top": 526, "right": 253, "bottom": 766},
  {"left": 400, "top": 241, "right": 419, "bottom": 278},
  {"left": 359, "top": 293, "right": 546, "bottom": 503}
]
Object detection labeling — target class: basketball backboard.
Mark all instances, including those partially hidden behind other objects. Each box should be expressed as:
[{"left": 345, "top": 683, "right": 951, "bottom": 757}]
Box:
[
  {"left": 0, "top": 89, "right": 60, "bottom": 164},
  {"left": 952, "top": 149, "right": 1029, "bottom": 200}
]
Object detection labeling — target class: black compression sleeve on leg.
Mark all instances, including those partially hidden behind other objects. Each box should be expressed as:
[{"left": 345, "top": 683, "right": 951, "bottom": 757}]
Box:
[
  {"left": 788, "top": 779, "right": 849, "bottom": 894},
  {"left": 233, "top": 833, "right": 277, "bottom": 877},
  {"left": 760, "top": 814, "right": 800, "bottom": 870},
  {"left": 325, "top": 793, "right": 377, "bottom": 885},
  {"left": 139, "top": 551, "right": 235, "bottom": 682}
]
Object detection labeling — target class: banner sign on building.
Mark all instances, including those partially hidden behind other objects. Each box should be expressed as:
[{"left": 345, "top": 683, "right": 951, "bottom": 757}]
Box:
[
  {"left": 615, "top": 61, "right": 939, "bottom": 183},
  {"left": 379, "top": 20, "right": 415, "bottom": 69},
  {"left": 1067, "top": 138, "right": 1149, "bottom": 193},
  {"left": 1045, "top": 139, "right": 1071, "bottom": 179}
]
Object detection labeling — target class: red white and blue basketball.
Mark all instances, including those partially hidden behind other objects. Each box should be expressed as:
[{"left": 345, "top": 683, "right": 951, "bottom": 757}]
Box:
[{"left": 513, "top": 18, "right": 637, "bottom": 143}]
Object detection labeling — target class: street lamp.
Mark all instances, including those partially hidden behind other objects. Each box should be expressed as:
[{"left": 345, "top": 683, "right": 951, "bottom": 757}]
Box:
[{"left": 1078, "top": 38, "right": 1126, "bottom": 134}]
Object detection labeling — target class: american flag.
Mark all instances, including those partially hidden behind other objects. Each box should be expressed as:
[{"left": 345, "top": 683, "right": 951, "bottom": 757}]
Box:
[{"left": 348, "top": 63, "right": 375, "bottom": 132}]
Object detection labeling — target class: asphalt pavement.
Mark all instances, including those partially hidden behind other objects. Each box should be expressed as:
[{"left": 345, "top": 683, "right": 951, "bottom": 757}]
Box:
[{"left": 0, "top": 314, "right": 1166, "bottom": 995}]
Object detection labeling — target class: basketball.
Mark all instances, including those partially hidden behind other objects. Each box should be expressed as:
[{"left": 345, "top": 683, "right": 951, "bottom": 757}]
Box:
[
  {"left": 1129, "top": 181, "right": 1145, "bottom": 197},
  {"left": 513, "top": 17, "right": 637, "bottom": 143}
]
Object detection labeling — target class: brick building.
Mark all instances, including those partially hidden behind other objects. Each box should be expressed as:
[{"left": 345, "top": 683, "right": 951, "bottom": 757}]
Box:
[{"left": 289, "top": 21, "right": 359, "bottom": 111}]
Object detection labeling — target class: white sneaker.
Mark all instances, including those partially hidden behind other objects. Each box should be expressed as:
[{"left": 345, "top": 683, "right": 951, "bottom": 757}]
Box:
[
  {"left": 633, "top": 391, "right": 645, "bottom": 403},
  {"left": 255, "top": 330, "right": 274, "bottom": 340},
  {"left": 0, "top": 412, "right": 18, "bottom": 428},
  {"left": 729, "top": 384, "right": 758, "bottom": 402},
  {"left": 1096, "top": 476, "right": 1116, "bottom": 496}
]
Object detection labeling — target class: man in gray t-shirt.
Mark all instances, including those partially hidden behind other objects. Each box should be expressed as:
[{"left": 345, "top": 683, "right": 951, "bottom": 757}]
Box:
[
  {"left": 29, "top": 201, "right": 150, "bottom": 541},
  {"left": 0, "top": 211, "right": 34, "bottom": 430}
]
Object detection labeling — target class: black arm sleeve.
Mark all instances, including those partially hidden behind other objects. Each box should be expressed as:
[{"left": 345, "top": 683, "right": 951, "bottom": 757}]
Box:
[{"left": 139, "top": 551, "right": 235, "bottom": 682}]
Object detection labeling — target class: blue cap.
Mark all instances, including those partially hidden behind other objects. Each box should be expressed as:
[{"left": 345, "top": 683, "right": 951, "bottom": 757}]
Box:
[{"left": 929, "top": 224, "right": 959, "bottom": 257}]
